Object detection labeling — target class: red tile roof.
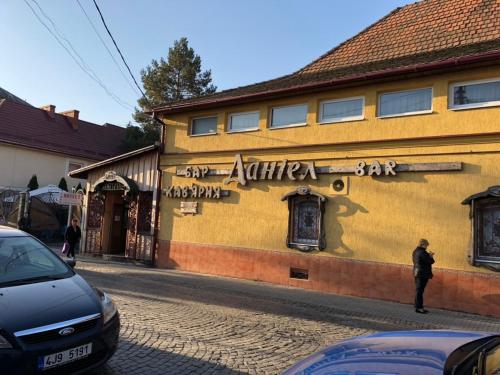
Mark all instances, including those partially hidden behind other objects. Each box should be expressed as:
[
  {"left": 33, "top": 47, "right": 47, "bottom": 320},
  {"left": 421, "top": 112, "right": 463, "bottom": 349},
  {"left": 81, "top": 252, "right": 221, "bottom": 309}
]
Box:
[
  {"left": 0, "top": 86, "right": 32, "bottom": 106},
  {"left": 299, "top": 0, "right": 500, "bottom": 74},
  {"left": 0, "top": 99, "right": 126, "bottom": 161},
  {"left": 153, "top": 0, "right": 500, "bottom": 115}
]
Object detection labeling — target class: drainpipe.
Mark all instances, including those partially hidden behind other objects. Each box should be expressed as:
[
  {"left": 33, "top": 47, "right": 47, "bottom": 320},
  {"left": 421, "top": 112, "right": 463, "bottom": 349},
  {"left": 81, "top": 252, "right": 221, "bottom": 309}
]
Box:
[{"left": 151, "top": 112, "right": 164, "bottom": 267}]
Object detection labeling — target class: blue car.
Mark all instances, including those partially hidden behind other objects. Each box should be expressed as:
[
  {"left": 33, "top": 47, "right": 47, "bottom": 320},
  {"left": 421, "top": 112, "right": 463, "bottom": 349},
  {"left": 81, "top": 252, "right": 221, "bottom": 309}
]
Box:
[
  {"left": 0, "top": 226, "right": 120, "bottom": 374},
  {"left": 283, "top": 331, "right": 500, "bottom": 375}
]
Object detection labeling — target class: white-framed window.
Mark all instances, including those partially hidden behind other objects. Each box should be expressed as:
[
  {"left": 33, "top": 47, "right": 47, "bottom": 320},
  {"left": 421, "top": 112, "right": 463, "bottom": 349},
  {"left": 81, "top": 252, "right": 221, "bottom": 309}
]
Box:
[
  {"left": 191, "top": 116, "right": 218, "bottom": 136},
  {"left": 67, "top": 160, "right": 84, "bottom": 176},
  {"left": 270, "top": 104, "right": 308, "bottom": 128},
  {"left": 228, "top": 111, "right": 260, "bottom": 133},
  {"left": 449, "top": 78, "right": 500, "bottom": 110},
  {"left": 68, "top": 162, "right": 83, "bottom": 172},
  {"left": 378, "top": 87, "right": 433, "bottom": 118},
  {"left": 319, "top": 96, "right": 364, "bottom": 124}
]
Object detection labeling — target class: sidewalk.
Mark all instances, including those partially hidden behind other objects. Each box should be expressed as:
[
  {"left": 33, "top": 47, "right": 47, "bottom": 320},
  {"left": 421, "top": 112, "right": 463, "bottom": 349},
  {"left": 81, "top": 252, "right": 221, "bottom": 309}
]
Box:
[{"left": 73, "top": 256, "right": 500, "bottom": 333}]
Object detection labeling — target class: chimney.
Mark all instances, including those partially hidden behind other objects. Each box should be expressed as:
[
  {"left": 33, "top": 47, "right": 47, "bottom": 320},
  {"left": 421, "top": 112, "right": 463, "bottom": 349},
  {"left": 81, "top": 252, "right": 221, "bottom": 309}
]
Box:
[
  {"left": 59, "top": 109, "right": 80, "bottom": 130},
  {"left": 40, "top": 104, "right": 56, "bottom": 119}
]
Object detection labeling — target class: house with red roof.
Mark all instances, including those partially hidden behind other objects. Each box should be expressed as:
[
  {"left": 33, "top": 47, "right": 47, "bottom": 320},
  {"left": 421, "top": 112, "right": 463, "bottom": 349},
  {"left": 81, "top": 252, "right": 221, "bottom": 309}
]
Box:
[
  {"left": 153, "top": 0, "right": 500, "bottom": 316},
  {"left": 0, "top": 91, "right": 126, "bottom": 192}
]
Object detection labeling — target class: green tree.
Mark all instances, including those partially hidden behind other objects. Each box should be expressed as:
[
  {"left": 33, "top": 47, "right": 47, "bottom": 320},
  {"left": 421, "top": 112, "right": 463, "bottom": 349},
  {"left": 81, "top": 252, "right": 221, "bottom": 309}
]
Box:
[
  {"left": 27, "top": 175, "right": 39, "bottom": 191},
  {"left": 58, "top": 177, "right": 68, "bottom": 192},
  {"left": 125, "top": 37, "right": 217, "bottom": 152},
  {"left": 121, "top": 123, "right": 158, "bottom": 152},
  {"left": 75, "top": 182, "right": 84, "bottom": 193}
]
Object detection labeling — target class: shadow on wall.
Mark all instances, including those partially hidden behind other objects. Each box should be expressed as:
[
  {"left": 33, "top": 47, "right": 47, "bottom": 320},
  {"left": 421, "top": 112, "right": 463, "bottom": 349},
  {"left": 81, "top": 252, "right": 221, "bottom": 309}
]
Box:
[{"left": 328, "top": 196, "right": 369, "bottom": 257}]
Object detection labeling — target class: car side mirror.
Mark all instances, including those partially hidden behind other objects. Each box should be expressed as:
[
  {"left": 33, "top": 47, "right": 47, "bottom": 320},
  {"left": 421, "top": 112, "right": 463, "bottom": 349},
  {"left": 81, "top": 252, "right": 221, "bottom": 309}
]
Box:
[{"left": 65, "top": 259, "right": 76, "bottom": 269}]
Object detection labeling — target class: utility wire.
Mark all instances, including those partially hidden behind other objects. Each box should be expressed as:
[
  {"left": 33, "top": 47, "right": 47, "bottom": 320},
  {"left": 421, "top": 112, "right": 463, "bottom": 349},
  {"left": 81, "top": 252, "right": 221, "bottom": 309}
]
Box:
[
  {"left": 75, "top": 0, "right": 141, "bottom": 97},
  {"left": 30, "top": 0, "right": 134, "bottom": 110},
  {"left": 91, "top": 0, "right": 147, "bottom": 102},
  {"left": 24, "top": 0, "right": 134, "bottom": 111}
]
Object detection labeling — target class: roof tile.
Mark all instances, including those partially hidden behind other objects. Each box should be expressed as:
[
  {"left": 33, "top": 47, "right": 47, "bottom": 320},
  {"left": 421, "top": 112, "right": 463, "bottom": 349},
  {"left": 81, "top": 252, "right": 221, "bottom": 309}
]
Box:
[
  {"left": 154, "top": 0, "right": 500, "bottom": 114},
  {"left": 0, "top": 99, "right": 126, "bottom": 160}
]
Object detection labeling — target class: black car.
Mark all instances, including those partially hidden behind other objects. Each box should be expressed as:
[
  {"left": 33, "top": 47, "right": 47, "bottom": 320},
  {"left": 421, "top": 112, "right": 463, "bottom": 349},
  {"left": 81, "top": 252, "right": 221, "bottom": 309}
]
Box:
[{"left": 0, "top": 226, "right": 119, "bottom": 374}]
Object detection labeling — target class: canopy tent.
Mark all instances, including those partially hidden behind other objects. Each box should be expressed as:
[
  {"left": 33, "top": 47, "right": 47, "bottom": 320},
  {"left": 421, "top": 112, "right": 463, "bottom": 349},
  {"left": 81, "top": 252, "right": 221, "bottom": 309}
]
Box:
[{"left": 28, "top": 185, "right": 64, "bottom": 204}]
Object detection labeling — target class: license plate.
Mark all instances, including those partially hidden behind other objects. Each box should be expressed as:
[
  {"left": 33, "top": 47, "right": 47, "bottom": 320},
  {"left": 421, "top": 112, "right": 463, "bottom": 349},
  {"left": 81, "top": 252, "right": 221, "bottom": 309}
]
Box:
[{"left": 37, "top": 343, "right": 92, "bottom": 370}]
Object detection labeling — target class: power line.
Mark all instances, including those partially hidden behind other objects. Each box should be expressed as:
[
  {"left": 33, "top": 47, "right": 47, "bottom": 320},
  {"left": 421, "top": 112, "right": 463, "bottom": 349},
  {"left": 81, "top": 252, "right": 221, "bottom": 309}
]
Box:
[
  {"left": 75, "top": 0, "right": 141, "bottom": 97},
  {"left": 30, "top": 0, "right": 134, "bottom": 110},
  {"left": 91, "top": 0, "right": 147, "bottom": 102},
  {"left": 24, "top": 0, "right": 134, "bottom": 111}
]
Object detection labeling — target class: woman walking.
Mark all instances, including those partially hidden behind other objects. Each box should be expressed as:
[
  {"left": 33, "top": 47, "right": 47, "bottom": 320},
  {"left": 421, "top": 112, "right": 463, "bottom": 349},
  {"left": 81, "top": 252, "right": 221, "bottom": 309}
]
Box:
[{"left": 65, "top": 218, "right": 81, "bottom": 259}]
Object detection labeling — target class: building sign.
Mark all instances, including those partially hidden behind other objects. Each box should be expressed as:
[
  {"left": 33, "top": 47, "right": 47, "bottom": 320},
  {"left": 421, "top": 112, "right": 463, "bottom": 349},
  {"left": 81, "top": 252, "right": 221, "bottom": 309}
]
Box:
[
  {"left": 180, "top": 201, "right": 198, "bottom": 215},
  {"left": 174, "top": 154, "right": 463, "bottom": 189},
  {"left": 184, "top": 166, "right": 210, "bottom": 178},
  {"left": 100, "top": 182, "right": 126, "bottom": 191},
  {"left": 163, "top": 185, "right": 230, "bottom": 199},
  {"left": 223, "top": 154, "right": 317, "bottom": 186},
  {"left": 59, "top": 192, "right": 83, "bottom": 206}
]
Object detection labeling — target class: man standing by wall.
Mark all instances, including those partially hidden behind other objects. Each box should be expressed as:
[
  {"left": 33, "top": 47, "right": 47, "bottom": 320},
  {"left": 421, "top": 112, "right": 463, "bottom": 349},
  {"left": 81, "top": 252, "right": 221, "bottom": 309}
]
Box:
[{"left": 412, "top": 239, "right": 435, "bottom": 314}]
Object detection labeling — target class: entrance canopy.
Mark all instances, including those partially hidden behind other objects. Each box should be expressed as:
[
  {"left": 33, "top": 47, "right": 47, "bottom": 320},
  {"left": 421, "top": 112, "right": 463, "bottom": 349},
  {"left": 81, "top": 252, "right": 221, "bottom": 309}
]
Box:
[
  {"left": 28, "top": 184, "right": 64, "bottom": 203},
  {"left": 91, "top": 171, "right": 139, "bottom": 195}
]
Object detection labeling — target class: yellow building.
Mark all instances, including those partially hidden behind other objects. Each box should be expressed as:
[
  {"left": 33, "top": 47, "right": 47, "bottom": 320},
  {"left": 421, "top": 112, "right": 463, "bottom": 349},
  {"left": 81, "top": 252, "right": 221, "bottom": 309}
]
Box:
[{"left": 153, "top": 0, "right": 500, "bottom": 316}]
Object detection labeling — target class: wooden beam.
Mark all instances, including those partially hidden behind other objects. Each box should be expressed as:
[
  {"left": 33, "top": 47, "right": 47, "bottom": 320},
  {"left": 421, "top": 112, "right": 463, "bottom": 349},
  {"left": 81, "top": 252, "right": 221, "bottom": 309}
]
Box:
[
  {"left": 176, "top": 168, "right": 230, "bottom": 177},
  {"left": 393, "top": 162, "right": 462, "bottom": 172},
  {"left": 176, "top": 162, "right": 462, "bottom": 177}
]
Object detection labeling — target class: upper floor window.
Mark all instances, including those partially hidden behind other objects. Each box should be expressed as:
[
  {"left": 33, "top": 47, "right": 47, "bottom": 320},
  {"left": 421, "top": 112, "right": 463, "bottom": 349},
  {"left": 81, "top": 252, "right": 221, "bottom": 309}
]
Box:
[
  {"left": 378, "top": 87, "right": 432, "bottom": 118},
  {"left": 228, "top": 111, "right": 259, "bottom": 132},
  {"left": 319, "top": 97, "right": 364, "bottom": 124},
  {"left": 68, "top": 162, "right": 83, "bottom": 173},
  {"left": 450, "top": 78, "right": 500, "bottom": 110},
  {"left": 270, "top": 104, "right": 308, "bottom": 128},
  {"left": 191, "top": 116, "right": 217, "bottom": 136}
]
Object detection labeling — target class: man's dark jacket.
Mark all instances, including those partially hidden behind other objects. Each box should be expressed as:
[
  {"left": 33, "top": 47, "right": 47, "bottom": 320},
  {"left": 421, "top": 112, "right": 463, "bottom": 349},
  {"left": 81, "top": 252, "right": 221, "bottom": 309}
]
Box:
[
  {"left": 65, "top": 225, "right": 81, "bottom": 245},
  {"left": 412, "top": 247, "right": 435, "bottom": 279}
]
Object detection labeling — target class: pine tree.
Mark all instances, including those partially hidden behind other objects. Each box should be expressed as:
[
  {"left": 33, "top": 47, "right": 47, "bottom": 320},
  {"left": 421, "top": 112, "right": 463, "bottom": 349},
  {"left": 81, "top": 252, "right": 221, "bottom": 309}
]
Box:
[
  {"left": 27, "top": 175, "right": 39, "bottom": 191},
  {"left": 75, "top": 182, "right": 83, "bottom": 193},
  {"left": 124, "top": 37, "right": 216, "bottom": 151},
  {"left": 58, "top": 177, "right": 68, "bottom": 192}
]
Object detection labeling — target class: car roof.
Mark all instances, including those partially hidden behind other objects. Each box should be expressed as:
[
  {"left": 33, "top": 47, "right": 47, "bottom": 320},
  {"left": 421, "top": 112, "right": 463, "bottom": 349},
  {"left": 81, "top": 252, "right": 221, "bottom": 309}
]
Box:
[
  {"left": 283, "top": 330, "right": 497, "bottom": 375},
  {"left": 0, "top": 225, "right": 30, "bottom": 237}
]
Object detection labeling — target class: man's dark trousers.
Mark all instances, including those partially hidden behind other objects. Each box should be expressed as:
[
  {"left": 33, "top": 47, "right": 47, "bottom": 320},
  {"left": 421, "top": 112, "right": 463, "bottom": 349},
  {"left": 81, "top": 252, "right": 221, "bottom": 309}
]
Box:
[{"left": 414, "top": 277, "right": 429, "bottom": 309}]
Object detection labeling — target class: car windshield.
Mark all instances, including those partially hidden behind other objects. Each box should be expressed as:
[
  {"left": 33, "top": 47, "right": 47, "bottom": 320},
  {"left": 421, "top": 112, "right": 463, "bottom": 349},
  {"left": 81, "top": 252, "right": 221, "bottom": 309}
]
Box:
[
  {"left": 485, "top": 342, "right": 500, "bottom": 375},
  {"left": 445, "top": 336, "right": 500, "bottom": 375},
  {"left": 0, "top": 236, "right": 72, "bottom": 287}
]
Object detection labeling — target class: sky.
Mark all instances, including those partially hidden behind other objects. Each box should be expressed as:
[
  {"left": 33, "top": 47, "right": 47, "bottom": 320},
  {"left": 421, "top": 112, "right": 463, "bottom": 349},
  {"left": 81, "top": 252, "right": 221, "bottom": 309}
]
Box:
[{"left": 0, "top": 0, "right": 416, "bottom": 126}]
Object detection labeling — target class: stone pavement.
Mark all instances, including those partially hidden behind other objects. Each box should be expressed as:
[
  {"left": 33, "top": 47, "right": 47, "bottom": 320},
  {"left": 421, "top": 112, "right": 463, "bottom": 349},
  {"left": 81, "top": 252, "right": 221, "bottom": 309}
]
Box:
[{"left": 73, "top": 259, "right": 499, "bottom": 375}]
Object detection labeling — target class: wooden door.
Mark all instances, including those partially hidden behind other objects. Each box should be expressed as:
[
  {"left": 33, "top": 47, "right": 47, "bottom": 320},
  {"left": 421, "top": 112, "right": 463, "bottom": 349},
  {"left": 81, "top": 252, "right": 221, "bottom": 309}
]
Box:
[{"left": 109, "top": 203, "right": 126, "bottom": 254}]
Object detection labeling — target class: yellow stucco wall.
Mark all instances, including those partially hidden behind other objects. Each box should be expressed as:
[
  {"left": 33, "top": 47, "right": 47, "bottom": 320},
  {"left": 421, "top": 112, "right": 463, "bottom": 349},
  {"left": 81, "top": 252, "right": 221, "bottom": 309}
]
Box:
[
  {"left": 162, "top": 66, "right": 500, "bottom": 154},
  {"left": 0, "top": 144, "right": 90, "bottom": 190},
  {"left": 159, "top": 66, "right": 500, "bottom": 274}
]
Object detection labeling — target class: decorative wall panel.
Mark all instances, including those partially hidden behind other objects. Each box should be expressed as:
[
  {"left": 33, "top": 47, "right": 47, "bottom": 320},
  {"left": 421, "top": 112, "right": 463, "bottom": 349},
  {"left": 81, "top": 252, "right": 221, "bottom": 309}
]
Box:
[
  {"left": 86, "top": 228, "right": 102, "bottom": 254},
  {"left": 125, "top": 199, "right": 137, "bottom": 259}
]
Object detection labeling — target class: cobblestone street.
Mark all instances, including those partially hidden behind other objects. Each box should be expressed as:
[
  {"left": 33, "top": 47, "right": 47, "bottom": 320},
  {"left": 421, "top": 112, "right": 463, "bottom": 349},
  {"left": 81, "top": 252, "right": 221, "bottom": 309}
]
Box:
[{"left": 79, "top": 260, "right": 500, "bottom": 375}]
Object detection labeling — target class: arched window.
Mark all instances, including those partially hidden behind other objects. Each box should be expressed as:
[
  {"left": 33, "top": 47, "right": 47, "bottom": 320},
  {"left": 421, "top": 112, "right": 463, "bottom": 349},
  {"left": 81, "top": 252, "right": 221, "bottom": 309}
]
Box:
[
  {"left": 462, "top": 186, "right": 500, "bottom": 271},
  {"left": 282, "top": 187, "right": 327, "bottom": 252}
]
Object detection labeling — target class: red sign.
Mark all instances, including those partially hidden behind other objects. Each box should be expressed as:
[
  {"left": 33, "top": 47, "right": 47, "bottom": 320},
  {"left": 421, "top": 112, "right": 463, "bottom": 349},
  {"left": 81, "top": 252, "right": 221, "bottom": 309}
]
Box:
[{"left": 59, "top": 192, "right": 83, "bottom": 206}]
